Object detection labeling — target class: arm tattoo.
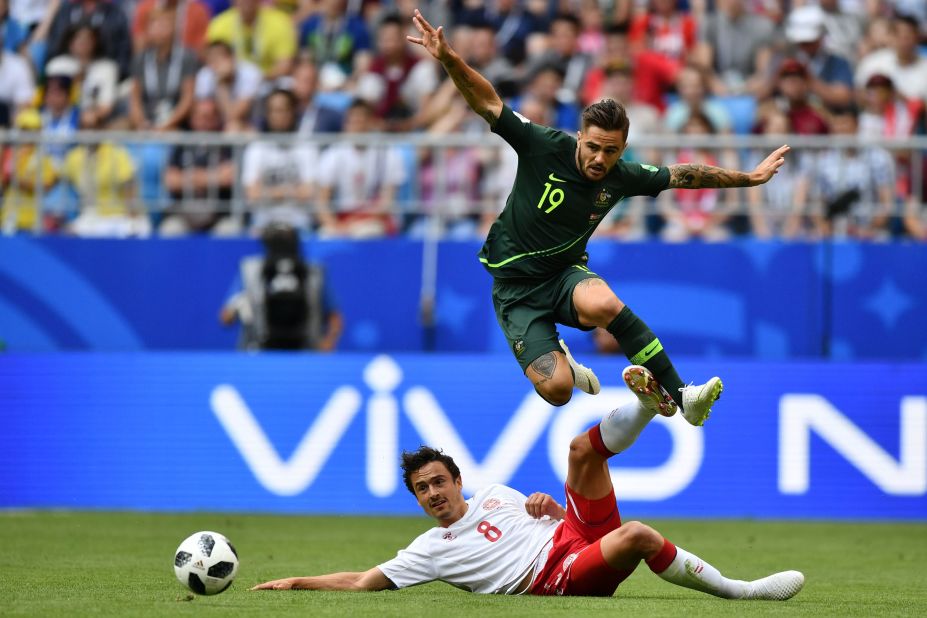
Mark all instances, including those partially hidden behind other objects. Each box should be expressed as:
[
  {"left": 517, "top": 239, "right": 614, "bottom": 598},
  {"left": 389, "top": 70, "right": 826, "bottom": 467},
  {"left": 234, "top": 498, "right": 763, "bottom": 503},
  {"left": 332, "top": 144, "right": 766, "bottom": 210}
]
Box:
[
  {"left": 668, "top": 164, "right": 751, "bottom": 189},
  {"left": 530, "top": 352, "right": 558, "bottom": 382},
  {"left": 443, "top": 59, "right": 499, "bottom": 126}
]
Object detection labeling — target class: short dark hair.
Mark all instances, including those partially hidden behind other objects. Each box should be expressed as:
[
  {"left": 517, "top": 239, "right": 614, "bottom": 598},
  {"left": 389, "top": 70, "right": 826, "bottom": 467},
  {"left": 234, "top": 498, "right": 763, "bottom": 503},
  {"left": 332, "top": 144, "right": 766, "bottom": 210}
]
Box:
[
  {"left": 552, "top": 13, "right": 581, "bottom": 31},
  {"left": 892, "top": 13, "right": 920, "bottom": 32},
  {"left": 470, "top": 19, "right": 495, "bottom": 33},
  {"left": 348, "top": 98, "right": 374, "bottom": 113},
  {"left": 605, "top": 22, "right": 630, "bottom": 37},
  {"left": 401, "top": 446, "right": 461, "bottom": 494},
  {"left": 528, "top": 62, "right": 565, "bottom": 84},
  {"left": 683, "top": 108, "right": 716, "bottom": 134},
  {"left": 378, "top": 12, "right": 403, "bottom": 29},
  {"left": 266, "top": 87, "right": 297, "bottom": 109},
  {"left": 581, "top": 98, "right": 630, "bottom": 138},
  {"left": 207, "top": 40, "right": 235, "bottom": 56},
  {"left": 829, "top": 103, "right": 859, "bottom": 119},
  {"left": 61, "top": 24, "right": 102, "bottom": 59}
]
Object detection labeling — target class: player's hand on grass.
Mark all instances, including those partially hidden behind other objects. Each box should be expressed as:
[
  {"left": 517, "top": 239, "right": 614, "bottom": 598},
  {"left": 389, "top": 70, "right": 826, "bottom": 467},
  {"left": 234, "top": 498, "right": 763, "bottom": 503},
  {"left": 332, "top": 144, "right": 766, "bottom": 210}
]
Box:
[
  {"left": 749, "top": 145, "right": 790, "bottom": 186},
  {"left": 251, "top": 577, "right": 299, "bottom": 590},
  {"left": 525, "top": 492, "right": 566, "bottom": 521},
  {"left": 407, "top": 9, "right": 452, "bottom": 63}
]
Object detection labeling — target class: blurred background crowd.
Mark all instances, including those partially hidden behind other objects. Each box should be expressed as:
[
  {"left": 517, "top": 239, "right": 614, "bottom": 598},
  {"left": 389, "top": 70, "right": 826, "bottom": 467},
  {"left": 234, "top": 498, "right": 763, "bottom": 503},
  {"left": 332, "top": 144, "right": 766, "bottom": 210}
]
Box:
[{"left": 2, "top": 0, "right": 927, "bottom": 240}]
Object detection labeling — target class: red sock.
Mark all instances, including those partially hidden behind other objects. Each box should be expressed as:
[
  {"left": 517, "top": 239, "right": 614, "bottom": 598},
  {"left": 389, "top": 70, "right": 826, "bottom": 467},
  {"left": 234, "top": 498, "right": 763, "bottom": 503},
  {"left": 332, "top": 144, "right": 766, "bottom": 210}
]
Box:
[
  {"left": 588, "top": 425, "right": 616, "bottom": 459},
  {"left": 646, "top": 538, "right": 677, "bottom": 574}
]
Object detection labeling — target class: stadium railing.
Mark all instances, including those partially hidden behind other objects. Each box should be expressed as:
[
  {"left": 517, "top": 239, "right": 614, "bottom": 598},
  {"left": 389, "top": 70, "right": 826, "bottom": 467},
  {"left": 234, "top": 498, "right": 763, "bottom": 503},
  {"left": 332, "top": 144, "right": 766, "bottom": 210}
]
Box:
[{"left": 0, "top": 130, "right": 924, "bottom": 238}]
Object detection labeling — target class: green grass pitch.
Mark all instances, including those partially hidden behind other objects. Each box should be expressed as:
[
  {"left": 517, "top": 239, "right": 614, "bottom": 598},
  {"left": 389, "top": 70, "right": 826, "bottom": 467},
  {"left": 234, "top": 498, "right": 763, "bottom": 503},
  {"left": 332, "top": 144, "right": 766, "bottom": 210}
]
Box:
[{"left": 1, "top": 511, "right": 925, "bottom": 617}]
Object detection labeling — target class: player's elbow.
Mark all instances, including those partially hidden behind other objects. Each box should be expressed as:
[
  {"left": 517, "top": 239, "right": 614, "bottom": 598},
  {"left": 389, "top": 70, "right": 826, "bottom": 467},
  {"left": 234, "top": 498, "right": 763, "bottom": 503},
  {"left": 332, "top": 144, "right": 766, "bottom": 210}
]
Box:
[
  {"left": 352, "top": 568, "right": 392, "bottom": 592},
  {"left": 474, "top": 103, "right": 501, "bottom": 127}
]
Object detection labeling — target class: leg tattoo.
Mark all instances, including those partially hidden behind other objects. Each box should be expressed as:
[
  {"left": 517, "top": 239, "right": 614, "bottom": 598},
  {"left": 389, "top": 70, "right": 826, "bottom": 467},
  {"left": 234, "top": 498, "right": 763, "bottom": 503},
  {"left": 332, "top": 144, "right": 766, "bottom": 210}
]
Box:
[
  {"left": 530, "top": 352, "right": 558, "bottom": 384},
  {"left": 575, "top": 278, "right": 607, "bottom": 290}
]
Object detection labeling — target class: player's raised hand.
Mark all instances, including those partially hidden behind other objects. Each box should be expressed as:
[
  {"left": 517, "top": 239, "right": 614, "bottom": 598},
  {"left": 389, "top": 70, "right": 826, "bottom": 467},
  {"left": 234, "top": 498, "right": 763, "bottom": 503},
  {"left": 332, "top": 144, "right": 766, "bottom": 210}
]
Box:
[
  {"left": 749, "top": 145, "right": 790, "bottom": 186},
  {"left": 525, "top": 492, "right": 566, "bottom": 520},
  {"left": 407, "top": 9, "right": 451, "bottom": 62}
]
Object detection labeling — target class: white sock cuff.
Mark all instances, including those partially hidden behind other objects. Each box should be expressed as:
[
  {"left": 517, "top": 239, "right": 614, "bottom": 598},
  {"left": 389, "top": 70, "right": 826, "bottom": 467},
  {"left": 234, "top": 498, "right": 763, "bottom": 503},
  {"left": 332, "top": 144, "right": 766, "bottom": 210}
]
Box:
[{"left": 598, "top": 402, "right": 656, "bottom": 454}]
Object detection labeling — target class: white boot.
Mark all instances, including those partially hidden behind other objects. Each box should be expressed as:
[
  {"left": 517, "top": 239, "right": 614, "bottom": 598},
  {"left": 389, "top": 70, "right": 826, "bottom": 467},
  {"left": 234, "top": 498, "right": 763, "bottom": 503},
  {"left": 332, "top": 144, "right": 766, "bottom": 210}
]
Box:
[
  {"left": 559, "top": 339, "right": 600, "bottom": 395},
  {"left": 679, "top": 377, "right": 723, "bottom": 426},
  {"left": 744, "top": 570, "right": 806, "bottom": 601}
]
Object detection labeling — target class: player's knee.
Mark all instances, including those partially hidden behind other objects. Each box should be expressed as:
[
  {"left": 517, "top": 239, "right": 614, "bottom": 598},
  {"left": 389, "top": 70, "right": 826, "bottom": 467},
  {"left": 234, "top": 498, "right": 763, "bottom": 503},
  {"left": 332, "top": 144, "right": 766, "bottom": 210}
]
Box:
[
  {"left": 618, "top": 521, "right": 663, "bottom": 555},
  {"left": 528, "top": 352, "right": 574, "bottom": 406},
  {"left": 536, "top": 379, "right": 573, "bottom": 406},
  {"left": 579, "top": 293, "right": 622, "bottom": 326},
  {"left": 568, "top": 433, "right": 596, "bottom": 464}
]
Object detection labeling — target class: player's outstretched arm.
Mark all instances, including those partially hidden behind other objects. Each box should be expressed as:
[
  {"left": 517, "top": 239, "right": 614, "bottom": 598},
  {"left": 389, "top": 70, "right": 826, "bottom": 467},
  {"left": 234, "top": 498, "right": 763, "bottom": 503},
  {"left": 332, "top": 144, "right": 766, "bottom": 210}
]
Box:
[
  {"left": 668, "top": 145, "right": 790, "bottom": 189},
  {"left": 407, "top": 9, "right": 502, "bottom": 126},
  {"left": 251, "top": 566, "right": 392, "bottom": 592}
]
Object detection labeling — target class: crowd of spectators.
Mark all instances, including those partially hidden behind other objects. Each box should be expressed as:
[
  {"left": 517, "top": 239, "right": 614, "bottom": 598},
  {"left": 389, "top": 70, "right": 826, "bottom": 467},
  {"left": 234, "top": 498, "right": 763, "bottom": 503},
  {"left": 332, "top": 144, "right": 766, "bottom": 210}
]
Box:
[{"left": 1, "top": 0, "right": 927, "bottom": 240}]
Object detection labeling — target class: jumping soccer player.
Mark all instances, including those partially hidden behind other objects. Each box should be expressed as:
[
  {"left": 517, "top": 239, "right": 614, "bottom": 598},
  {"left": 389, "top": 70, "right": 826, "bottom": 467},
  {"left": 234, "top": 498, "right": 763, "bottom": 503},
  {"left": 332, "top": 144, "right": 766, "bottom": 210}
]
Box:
[
  {"left": 253, "top": 365, "right": 805, "bottom": 600},
  {"left": 405, "top": 11, "right": 790, "bottom": 424}
]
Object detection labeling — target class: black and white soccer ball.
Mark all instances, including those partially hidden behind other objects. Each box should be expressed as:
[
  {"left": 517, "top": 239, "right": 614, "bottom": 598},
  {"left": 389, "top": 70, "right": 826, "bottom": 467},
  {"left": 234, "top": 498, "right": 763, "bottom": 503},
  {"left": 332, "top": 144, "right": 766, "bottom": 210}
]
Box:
[{"left": 173, "top": 531, "right": 239, "bottom": 595}]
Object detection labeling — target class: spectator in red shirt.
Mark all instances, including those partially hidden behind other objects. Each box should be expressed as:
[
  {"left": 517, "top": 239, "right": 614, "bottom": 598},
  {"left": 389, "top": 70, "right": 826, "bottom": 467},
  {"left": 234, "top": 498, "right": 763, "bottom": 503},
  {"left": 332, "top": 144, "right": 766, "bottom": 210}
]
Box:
[
  {"left": 859, "top": 73, "right": 921, "bottom": 141},
  {"left": 581, "top": 22, "right": 678, "bottom": 112},
  {"left": 773, "top": 59, "right": 829, "bottom": 136},
  {"left": 364, "top": 13, "right": 437, "bottom": 131},
  {"left": 132, "top": 0, "right": 211, "bottom": 55},
  {"left": 629, "top": 0, "right": 696, "bottom": 63}
]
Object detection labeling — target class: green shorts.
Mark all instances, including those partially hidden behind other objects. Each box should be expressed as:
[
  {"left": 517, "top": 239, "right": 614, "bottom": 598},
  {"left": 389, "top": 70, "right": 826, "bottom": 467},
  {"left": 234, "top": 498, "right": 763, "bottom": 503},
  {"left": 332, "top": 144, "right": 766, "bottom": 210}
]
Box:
[{"left": 492, "top": 264, "right": 601, "bottom": 372}]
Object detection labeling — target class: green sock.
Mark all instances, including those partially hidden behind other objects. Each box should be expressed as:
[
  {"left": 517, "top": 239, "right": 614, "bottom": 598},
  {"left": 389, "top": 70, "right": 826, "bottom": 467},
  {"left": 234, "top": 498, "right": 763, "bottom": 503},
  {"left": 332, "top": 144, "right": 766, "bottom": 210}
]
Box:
[{"left": 607, "top": 306, "right": 684, "bottom": 408}]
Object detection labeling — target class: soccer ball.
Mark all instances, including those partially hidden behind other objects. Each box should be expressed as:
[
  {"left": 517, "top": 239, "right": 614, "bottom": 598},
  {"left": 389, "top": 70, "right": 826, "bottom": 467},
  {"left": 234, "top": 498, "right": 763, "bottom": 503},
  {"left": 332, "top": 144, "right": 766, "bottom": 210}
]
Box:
[{"left": 173, "top": 531, "right": 239, "bottom": 595}]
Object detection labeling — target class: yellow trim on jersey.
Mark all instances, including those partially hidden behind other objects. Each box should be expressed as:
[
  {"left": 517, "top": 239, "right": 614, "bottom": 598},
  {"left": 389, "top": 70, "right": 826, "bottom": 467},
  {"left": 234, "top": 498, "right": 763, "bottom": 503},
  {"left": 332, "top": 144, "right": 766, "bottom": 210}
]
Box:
[{"left": 479, "top": 228, "right": 595, "bottom": 269}]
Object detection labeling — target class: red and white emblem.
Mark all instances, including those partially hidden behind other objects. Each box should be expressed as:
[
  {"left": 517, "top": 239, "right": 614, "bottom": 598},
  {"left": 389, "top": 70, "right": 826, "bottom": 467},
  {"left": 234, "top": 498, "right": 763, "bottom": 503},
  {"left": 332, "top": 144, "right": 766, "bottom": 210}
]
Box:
[{"left": 481, "top": 498, "right": 502, "bottom": 511}]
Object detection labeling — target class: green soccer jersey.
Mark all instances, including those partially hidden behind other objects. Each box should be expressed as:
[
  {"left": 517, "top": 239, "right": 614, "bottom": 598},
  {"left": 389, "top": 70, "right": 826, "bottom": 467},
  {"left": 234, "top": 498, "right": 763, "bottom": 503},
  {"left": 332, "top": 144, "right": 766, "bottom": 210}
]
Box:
[{"left": 478, "top": 105, "right": 671, "bottom": 280}]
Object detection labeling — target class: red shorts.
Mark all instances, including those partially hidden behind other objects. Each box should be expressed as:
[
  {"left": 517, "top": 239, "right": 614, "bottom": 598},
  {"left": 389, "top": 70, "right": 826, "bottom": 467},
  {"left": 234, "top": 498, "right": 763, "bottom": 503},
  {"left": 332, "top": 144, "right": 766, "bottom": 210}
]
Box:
[{"left": 529, "top": 484, "right": 632, "bottom": 597}]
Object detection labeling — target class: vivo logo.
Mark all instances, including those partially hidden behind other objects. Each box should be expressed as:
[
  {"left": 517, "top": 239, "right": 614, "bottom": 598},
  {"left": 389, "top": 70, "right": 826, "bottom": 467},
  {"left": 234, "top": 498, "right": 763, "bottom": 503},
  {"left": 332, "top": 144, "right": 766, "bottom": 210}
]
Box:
[{"left": 210, "top": 355, "right": 704, "bottom": 500}]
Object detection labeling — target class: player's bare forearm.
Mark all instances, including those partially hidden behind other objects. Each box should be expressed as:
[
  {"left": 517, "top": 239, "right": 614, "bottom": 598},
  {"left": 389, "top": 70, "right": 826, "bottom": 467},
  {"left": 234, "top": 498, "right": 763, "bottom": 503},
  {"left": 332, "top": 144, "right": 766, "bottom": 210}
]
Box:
[
  {"left": 407, "top": 9, "right": 501, "bottom": 126},
  {"left": 669, "top": 145, "right": 790, "bottom": 189},
  {"left": 668, "top": 164, "right": 752, "bottom": 189},
  {"left": 439, "top": 50, "right": 502, "bottom": 126},
  {"left": 252, "top": 568, "right": 390, "bottom": 592},
  {"left": 251, "top": 573, "right": 358, "bottom": 591}
]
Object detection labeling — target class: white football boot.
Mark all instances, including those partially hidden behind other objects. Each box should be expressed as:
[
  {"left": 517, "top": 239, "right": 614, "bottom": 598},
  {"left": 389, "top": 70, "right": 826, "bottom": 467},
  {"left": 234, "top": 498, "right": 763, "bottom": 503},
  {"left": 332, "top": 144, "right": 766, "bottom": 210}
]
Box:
[
  {"left": 559, "top": 339, "right": 600, "bottom": 395},
  {"left": 743, "top": 570, "right": 805, "bottom": 601},
  {"left": 622, "top": 365, "right": 677, "bottom": 417},
  {"left": 679, "top": 377, "right": 724, "bottom": 426}
]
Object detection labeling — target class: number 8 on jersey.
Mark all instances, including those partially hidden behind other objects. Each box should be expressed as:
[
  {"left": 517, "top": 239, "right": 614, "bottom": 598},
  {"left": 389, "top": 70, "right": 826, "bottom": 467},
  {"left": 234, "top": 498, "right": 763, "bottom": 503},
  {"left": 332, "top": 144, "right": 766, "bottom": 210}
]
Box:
[{"left": 477, "top": 521, "right": 502, "bottom": 542}]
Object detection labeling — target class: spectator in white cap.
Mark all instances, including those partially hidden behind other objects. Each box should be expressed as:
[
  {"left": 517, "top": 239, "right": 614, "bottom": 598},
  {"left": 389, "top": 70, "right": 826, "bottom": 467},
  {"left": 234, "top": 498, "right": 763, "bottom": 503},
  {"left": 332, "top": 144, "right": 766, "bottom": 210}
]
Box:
[
  {"left": 775, "top": 4, "right": 853, "bottom": 109},
  {"left": 45, "top": 23, "right": 118, "bottom": 125}
]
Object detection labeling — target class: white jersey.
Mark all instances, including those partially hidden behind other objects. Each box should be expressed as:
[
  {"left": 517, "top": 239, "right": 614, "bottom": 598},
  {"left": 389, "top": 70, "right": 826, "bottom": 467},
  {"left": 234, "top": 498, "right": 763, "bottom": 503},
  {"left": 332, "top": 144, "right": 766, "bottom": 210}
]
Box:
[{"left": 378, "top": 484, "right": 561, "bottom": 594}]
